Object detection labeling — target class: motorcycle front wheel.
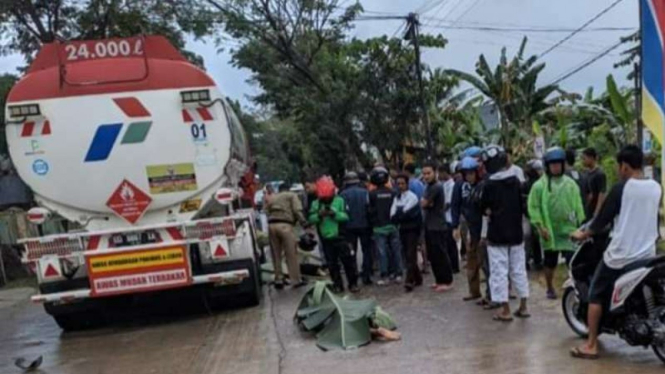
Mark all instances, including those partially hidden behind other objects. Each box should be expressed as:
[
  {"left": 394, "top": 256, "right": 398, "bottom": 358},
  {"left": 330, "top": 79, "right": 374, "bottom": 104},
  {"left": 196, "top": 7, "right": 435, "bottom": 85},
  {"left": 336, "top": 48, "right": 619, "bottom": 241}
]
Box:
[{"left": 562, "top": 287, "right": 589, "bottom": 338}]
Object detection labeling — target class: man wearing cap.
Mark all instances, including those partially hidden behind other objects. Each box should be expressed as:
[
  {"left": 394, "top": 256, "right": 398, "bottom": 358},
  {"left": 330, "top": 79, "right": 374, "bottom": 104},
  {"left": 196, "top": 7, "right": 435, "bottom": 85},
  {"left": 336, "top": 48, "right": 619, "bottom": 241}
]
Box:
[
  {"left": 340, "top": 172, "right": 374, "bottom": 285},
  {"left": 265, "top": 182, "right": 310, "bottom": 289}
]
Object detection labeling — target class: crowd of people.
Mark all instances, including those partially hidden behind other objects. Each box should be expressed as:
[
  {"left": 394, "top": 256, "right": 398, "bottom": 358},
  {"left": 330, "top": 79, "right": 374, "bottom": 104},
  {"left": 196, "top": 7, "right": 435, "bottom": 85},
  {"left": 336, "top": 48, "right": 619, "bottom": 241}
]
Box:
[{"left": 261, "top": 143, "right": 656, "bottom": 328}]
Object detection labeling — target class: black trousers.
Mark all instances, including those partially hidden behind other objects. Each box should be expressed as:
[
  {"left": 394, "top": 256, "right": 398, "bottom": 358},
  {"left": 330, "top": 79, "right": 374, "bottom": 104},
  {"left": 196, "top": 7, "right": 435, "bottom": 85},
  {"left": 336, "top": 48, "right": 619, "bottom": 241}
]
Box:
[
  {"left": 346, "top": 228, "right": 373, "bottom": 281},
  {"left": 321, "top": 238, "right": 358, "bottom": 289},
  {"left": 444, "top": 229, "right": 460, "bottom": 273},
  {"left": 400, "top": 227, "right": 422, "bottom": 286},
  {"left": 425, "top": 229, "right": 453, "bottom": 285}
]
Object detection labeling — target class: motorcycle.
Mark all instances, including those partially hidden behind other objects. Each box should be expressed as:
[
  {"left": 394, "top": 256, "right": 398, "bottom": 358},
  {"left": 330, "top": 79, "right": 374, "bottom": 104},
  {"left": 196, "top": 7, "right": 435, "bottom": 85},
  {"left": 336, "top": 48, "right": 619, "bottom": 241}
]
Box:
[{"left": 562, "top": 234, "right": 665, "bottom": 362}]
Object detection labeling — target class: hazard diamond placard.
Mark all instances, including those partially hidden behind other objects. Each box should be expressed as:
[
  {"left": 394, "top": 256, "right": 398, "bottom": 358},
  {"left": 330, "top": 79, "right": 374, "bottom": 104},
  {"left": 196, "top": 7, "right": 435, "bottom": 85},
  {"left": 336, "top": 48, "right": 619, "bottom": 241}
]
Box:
[{"left": 106, "top": 179, "right": 152, "bottom": 224}]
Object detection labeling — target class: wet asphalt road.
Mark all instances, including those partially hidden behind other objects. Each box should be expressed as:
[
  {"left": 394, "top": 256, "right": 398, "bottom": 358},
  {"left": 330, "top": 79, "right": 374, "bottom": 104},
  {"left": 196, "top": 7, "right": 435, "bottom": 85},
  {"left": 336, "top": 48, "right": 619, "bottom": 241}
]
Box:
[{"left": 1, "top": 272, "right": 664, "bottom": 374}]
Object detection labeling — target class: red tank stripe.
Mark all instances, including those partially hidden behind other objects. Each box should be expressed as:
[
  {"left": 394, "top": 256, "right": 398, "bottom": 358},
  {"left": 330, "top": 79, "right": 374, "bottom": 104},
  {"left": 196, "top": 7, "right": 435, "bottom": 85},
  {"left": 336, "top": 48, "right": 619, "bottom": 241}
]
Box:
[
  {"left": 197, "top": 108, "right": 213, "bottom": 121},
  {"left": 21, "top": 122, "right": 35, "bottom": 137},
  {"left": 182, "top": 109, "right": 194, "bottom": 123},
  {"left": 113, "top": 97, "right": 150, "bottom": 117},
  {"left": 41, "top": 120, "right": 51, "bottom": 135}
]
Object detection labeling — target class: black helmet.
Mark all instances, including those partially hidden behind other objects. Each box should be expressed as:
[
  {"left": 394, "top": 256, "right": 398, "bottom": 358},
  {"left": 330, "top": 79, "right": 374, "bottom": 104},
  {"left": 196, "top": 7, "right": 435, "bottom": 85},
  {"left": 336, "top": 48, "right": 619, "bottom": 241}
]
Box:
[
  {"left": 370, "top": 166, "right": 389, "bottom": 186},
  {"left": 343, "top": 171, "right": 360, "bottom": 186},
  {"left": 481, "top": 145, "right": 507, "bottom": 175},
  {"left": 298, "top": 233, "right": 317, "bottom": 252}
]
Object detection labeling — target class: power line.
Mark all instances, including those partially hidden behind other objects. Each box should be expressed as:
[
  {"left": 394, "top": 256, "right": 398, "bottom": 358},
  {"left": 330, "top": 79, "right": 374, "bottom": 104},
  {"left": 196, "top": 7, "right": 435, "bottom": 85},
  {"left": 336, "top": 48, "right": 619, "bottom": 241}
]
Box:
[
  {"left": 421, "top": 24, "right": 635, "bottom": 33},
  {"left": 418, "top": 0, "right": 445, "bottom": 14},
  {"left": 549, "top": 40, "right": 624, "bottom": 85},
  {"left": 451, "top": 0, "right": 483, "bottom": 25},
  {"left": 538, "top": 0, "right": 626, "bottom": 58}
]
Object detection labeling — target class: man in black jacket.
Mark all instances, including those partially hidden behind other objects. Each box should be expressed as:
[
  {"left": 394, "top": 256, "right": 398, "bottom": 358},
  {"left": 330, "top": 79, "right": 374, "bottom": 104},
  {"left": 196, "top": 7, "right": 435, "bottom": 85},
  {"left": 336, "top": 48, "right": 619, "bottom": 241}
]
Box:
[
  {"left": 340, "top": 172, "right": 373, "bottom": 285},
  {"left": 369, "top": 167, "right": 403, "bottom": 286},
  {"left": 480, "top": 146, "right": 530, "bottom": 321}
]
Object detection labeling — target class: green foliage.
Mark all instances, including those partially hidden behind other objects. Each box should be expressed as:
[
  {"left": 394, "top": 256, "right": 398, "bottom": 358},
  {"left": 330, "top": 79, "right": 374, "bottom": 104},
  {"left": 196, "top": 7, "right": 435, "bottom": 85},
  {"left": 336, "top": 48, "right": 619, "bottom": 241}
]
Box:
[
  {"left": 0, "top": 74, "right": 18, "bottom": 156},
  {"left": 0, "top": 0, "right": 213, "bottom": 67},
  {"left": 446, "top": 37, "right": 561, "bottom": 151},
  {"left": 214, "top": 0, "right": 449, "bottom": 176}
]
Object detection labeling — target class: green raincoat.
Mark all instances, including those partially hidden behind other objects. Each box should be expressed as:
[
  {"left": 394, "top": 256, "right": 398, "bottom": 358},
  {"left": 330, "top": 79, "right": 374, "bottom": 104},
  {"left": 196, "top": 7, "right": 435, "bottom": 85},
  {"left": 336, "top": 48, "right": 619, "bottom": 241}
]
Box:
[
  {"left": 528, "top": 175, "right": 586, "bottom": 252},
  {"left": 308, "top": 196, "right": 349, "bottom": 239}
]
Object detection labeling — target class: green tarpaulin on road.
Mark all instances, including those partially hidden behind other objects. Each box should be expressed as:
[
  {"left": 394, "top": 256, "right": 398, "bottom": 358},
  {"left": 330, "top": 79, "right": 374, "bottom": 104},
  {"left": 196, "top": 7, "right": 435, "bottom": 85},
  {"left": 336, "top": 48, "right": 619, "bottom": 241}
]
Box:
[{"left": 295, "top": 281, "right": 397, "bottom": 350}]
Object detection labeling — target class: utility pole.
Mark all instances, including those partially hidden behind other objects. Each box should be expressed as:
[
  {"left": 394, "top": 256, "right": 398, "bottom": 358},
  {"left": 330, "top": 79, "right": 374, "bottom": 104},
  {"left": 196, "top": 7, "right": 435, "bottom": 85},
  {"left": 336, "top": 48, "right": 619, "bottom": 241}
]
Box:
[{"left": 405, "top": 13, "right": 433, "bottom": 159}]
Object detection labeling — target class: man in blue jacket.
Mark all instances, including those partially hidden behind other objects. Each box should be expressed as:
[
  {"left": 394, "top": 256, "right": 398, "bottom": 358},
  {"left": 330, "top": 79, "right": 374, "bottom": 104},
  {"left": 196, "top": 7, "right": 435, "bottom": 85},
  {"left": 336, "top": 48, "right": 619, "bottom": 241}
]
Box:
[{"left": 340, "top": 172, "right": 373, "bottom": 285}]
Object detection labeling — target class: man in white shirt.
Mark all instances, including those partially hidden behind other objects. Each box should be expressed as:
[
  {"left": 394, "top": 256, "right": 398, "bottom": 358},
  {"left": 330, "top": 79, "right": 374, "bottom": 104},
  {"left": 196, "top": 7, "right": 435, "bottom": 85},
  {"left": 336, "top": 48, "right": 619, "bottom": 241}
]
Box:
[
  {"left": 571, "top": 145, "right": 662, "bottom": 360},
  {"left": 439, "top": 163, "right": 459, "bottom": 273}
]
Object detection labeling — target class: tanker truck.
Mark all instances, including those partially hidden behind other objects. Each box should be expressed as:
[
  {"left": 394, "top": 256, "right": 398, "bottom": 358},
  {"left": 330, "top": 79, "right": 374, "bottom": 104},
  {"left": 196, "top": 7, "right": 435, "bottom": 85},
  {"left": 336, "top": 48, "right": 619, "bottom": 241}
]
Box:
[{"left": 3, "top": 36, "right": 262, "bottom": 330}]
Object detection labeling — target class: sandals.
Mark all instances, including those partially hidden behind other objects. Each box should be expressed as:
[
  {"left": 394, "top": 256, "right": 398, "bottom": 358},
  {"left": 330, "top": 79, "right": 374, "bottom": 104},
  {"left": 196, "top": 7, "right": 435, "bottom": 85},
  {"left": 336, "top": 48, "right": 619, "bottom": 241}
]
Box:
[
  {"left": 513, "top": 310, "right": 531, "bottom": 319},
  {"left": 463, "top": 295, "right": 482, "bottom": 301},
  {"left": 484, "top": 302, "right": 502, "bottom": 310},
  {"left": 547, "top": 289, "right": 557, "bottom": 300},
  {"left": 570, "top": 347, "right": 599, "bottom": 360},
  {"left": 492, "top": 314, "right": 514, "bottom": 322}
]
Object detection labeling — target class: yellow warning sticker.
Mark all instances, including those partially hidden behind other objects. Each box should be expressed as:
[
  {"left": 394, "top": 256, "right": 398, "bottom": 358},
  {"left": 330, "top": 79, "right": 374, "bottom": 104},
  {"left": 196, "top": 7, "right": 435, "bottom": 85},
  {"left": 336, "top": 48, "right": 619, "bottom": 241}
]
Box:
[{"left": 89, "top": 247, "right": 185, "bottom": 274}]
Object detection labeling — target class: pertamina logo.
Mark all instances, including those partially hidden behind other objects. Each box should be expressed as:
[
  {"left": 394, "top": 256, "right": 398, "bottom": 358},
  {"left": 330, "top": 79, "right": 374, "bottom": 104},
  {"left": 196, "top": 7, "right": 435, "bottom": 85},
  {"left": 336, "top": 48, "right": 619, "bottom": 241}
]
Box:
[
  {"left": 106, "top": 179, "right": 152, "bottom": 224},
  {"left": 85, "top": 97, "right": 153, "bottom": 162}
]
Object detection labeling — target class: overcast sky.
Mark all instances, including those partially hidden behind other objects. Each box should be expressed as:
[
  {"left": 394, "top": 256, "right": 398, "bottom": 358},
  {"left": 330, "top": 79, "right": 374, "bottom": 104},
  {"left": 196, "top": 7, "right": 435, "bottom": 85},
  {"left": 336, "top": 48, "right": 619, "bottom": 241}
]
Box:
[{"left": 0, "top": 0, "right": 638, "bottom": 108}]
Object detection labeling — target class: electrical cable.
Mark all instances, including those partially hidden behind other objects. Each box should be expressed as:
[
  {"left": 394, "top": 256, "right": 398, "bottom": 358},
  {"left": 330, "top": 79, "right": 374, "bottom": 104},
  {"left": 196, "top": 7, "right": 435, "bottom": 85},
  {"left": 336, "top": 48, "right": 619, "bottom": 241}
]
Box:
[
  {"left": 451, "top": 0, "right": 483, "bottom": 25},
  {"left": 549, "top": 40, "right": 624, "bottom": 85},
  {"left": 538, "top": 0, "right": 626, "bottom": 58},
  {"left": 421, "top": 24, "right": 634, "bottom": 33}
]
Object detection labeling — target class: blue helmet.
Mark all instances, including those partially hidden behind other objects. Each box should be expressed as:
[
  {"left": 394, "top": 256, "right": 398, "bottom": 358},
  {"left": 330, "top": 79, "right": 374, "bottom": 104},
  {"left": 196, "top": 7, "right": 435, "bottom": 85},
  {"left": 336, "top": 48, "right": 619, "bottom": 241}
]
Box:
[
  {"left": 462, "top": 146, "right": 483, "bottom": 159},
  {"left": 543, "top": 147, "right": 566, "bottom": 165},
  {"left": 460, "top": 156, "right": 479, "bottom": 171}
]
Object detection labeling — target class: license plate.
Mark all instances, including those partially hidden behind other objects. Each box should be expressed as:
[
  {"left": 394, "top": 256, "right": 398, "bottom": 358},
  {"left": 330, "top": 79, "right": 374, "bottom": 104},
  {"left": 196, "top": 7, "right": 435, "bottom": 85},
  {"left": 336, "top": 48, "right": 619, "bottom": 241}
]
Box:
[{"left": 110, "top": 230, "right": 160, "bottom": 247}]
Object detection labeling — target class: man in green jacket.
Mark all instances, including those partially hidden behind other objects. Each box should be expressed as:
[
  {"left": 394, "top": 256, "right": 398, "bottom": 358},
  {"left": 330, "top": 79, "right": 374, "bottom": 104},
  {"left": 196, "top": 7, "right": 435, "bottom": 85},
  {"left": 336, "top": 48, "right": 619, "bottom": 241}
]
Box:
[
  {"left": 528, "top": 147, "right": 586, "bottom": 299},
  {"left": 309, "top": 176, "right": 359, "bottom": 293}
]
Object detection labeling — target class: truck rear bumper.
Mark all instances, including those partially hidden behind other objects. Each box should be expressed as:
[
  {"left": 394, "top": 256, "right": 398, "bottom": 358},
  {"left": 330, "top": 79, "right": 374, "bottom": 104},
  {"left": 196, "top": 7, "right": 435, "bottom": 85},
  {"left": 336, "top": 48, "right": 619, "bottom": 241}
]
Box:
[{"left": 32, "top": 269, "right": 249, "bottom": 303}]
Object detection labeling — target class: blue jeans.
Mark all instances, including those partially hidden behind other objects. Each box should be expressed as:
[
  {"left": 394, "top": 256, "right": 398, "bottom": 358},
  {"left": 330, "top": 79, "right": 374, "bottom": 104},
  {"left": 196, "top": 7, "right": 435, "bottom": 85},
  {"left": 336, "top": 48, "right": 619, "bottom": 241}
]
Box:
[{"left": 374, "top": 231, "right": 404, "bottom": 278}]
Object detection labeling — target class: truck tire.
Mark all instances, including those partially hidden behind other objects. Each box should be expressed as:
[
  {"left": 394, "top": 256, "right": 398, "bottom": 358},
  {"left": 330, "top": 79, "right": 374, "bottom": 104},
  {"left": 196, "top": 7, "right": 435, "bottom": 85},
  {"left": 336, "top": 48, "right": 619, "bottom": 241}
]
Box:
[
  {"left": 242, "top": 260, "right": 262, "bottom": 307},
  {"left": 51, "top": 311, "right": 104, "bottom": 332}
]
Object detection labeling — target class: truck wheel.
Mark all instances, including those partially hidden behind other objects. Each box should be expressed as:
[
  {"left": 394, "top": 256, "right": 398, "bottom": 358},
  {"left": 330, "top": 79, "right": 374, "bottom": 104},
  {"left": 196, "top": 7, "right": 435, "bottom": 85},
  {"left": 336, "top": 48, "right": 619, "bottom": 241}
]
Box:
[
  {"left": 243, "top": 261, "right": 262, "bottom": 307},
  {"left": 52, "top": 312, "right": 101, "bottom": 332}
]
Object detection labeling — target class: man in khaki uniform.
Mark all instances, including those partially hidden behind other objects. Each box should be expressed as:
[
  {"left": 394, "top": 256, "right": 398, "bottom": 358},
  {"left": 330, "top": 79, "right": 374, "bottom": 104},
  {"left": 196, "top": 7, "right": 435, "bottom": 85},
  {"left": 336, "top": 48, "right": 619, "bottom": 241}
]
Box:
[{"left": 266, "top": 183, "right": 309, "bottom": 288}]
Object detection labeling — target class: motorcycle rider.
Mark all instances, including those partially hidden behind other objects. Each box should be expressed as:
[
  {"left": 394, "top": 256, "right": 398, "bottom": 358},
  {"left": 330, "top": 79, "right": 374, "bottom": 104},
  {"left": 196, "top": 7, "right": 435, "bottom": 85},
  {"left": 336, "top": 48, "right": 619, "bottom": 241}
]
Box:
[{"left": 571, "top": 145, "right": 662, "bottom": 359}]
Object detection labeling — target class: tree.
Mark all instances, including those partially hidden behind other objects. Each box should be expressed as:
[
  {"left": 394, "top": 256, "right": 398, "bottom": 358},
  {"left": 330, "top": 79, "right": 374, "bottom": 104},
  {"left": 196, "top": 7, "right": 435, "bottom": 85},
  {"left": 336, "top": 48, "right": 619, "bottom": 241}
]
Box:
[
  {"left": 614, "top": 31, "right": 639, "bottom": 80},
  {"left": 0, "top": 74, "right": 18, "bottom": 156},
  {"left": 0, "top": 0, "right": 214, "bottom": 67},
  {"left": 212, "top": 0, "right": 449, "bottom": 177},
  {"left": 446, "top": 37, "right": 560, "bottom": 150}
]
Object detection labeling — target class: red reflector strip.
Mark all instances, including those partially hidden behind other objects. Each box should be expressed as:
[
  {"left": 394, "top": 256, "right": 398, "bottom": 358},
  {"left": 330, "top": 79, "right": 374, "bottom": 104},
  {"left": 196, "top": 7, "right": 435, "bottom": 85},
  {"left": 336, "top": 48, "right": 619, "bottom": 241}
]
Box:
[
  {"left": 21, "top": 122, "right": 35, "bottom": 137},
  {"left": 166, "top": 227, "right": 184, "bottom": 240},
  {"left": 182, "top": 109, "right": 194, "bottom": 123},
  {"left": 197, "top": 108, "right": 213, "bottom": 121},
  {"left": 27, "top": 213, "right": 44, "bottom": 221},
  {"left": 41, "top": 120, "right": 51, "bottom": 135},
  {"left": 87, "top": 235, "right": 101, "bottom": 250},
  {"left": 113, "top": 97, "right": 151, "bottom": 117}
]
